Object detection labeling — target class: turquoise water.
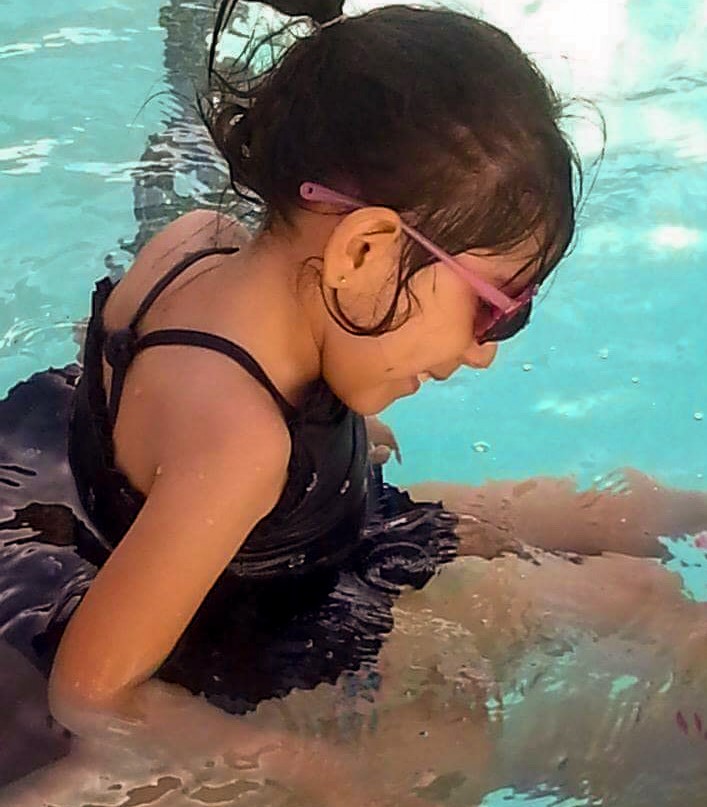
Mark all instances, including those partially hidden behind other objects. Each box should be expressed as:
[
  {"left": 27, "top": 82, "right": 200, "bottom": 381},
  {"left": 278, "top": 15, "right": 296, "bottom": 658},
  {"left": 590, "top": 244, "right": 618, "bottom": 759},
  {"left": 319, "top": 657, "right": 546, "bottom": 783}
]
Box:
[
  {"left": 0, "top": 0, "right": 166, "bottom": 391},
  {"left": 1, "top": 1, "right": 706, "bottom": 805},
  {"left": 2, "top": 1, "right": 704, "bottom": 491}
]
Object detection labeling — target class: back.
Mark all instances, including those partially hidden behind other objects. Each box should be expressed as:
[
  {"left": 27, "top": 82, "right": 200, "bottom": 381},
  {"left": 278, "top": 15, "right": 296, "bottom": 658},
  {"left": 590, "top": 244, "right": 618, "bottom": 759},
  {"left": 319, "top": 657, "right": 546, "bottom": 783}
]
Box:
[
  {"left": 100, "top": 210, "right": 253, "bottom": 493},
  {"left": 70, "top": 209, "right": 371, "bottom": 577}
]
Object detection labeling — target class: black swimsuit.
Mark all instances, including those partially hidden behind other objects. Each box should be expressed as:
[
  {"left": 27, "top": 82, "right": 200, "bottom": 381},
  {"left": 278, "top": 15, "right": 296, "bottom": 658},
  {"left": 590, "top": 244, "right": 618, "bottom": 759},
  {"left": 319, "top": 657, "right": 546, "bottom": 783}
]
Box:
[
  {"left": 69, "top": 246, "right": 371, "bottom": 577},
  {"left": 0, "top": 247, "right": 458, "bottom": 716}
]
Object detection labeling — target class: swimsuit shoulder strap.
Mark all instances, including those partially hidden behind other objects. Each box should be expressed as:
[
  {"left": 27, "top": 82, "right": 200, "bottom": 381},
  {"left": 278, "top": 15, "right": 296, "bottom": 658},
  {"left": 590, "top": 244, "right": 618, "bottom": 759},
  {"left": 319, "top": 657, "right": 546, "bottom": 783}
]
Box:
[
  {"left": 128, "top": 246, "right": 239, "bottom": 330},
  {"left": 102, "top": 246, "right": 297, "bottom": 426},
  {"left": 136, "top": 329, "right": 297, "bottom": 418}
]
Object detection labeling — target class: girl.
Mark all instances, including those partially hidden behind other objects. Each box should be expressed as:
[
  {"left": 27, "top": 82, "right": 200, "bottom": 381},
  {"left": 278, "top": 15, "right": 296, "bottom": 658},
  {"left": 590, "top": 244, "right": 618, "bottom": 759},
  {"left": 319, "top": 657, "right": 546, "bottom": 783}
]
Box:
[
  {"left": 54, "top": 0, "right": 578, "bottom": 731},
  {"left": 1, "top": 0, "right": 705, "bottom": 802}
]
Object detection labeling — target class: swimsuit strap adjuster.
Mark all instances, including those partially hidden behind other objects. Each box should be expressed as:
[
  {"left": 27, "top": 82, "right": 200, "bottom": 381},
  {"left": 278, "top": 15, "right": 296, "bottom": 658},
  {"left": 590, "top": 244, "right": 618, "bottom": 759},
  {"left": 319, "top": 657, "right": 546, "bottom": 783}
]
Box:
[{"left": 104, "top": 327, "right": 138, "bottom": 370}]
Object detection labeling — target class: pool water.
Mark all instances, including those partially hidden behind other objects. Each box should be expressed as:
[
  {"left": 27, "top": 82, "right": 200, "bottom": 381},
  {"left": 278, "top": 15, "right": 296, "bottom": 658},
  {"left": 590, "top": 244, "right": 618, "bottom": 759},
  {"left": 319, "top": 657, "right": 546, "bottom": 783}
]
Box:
[
  {"left": 2, "top": 0, "right": 704, "bottom": 489},
  {"left": 1, "top": 0, "right": 706, "bottom": 805},
  {"left": 0, "top": 0, "right": 166, "bottom": 392}
]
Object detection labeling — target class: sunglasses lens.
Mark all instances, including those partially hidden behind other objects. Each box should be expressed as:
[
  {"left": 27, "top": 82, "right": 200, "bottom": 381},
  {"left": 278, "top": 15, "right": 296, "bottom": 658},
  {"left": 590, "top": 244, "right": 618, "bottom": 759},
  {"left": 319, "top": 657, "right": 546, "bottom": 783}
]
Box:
[{"left": 477, "top": 301, "right": 532, "bottom": 344}]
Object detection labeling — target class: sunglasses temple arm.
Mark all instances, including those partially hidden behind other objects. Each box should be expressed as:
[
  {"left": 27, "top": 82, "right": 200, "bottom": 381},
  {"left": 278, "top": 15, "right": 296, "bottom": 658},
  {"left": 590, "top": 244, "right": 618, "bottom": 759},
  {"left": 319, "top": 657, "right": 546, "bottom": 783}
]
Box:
[
  {"left": 396, "top": 222, "right": 520, "bottom": 311},
  {"left": 300, "top": 182, "right": 520, "bottom": 312}
]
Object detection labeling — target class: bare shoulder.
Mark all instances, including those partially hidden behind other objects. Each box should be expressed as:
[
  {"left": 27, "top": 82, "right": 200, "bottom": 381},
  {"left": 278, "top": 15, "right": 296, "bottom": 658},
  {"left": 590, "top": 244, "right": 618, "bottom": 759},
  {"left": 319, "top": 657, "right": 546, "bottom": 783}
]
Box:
[
  {"left": 103, "top": 209, "right": 251, "bottom": 329},
  {"left": 133, "top": 208, "right": 251, "bottom": 278},
  {"left": 158, "top": 208, "right": 251, "bottom": 251},
  {"left": 149, "top": 348, "right": 292, "bottom": 498}
]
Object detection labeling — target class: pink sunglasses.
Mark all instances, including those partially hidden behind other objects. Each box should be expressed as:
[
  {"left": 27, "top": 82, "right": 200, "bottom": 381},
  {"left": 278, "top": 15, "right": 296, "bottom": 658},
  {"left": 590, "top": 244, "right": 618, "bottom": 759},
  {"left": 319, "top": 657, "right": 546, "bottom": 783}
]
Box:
[{"left": 300, "top": 181, "right": 538, "bottom": 344}]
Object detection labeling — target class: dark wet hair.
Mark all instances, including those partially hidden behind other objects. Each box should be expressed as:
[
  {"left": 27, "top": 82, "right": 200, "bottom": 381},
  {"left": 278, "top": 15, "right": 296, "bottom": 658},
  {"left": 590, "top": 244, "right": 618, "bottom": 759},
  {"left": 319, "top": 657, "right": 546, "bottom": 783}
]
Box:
[{"left": 200, "top": 0, "right": 582, "bottom": 335}]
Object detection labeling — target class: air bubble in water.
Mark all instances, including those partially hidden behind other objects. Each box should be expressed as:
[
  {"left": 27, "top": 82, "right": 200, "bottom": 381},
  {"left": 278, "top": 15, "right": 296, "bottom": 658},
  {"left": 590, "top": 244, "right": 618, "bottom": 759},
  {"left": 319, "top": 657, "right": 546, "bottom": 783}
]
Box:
[
  {"left": 598, "top": 348, "right": 609, "bottom": 359},
  {"left": 473, "top": 441, "right": 490, "bottom": 453},
  {"left": 522, "top": 363, "right": 533, "bottom": 372},
  {"left": 631, "top": 377, "right": 640, "bottom": 384},
  {"left": 695, "top": 412, "right": 704, "bottom": 421}
]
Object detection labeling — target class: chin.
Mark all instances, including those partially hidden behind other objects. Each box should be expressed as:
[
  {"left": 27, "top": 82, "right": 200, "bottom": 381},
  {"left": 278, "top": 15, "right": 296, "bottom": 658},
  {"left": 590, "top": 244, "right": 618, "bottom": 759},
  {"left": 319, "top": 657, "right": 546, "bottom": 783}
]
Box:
[
  {"left": 338, "top": 388, "right": 391, "bottom": 417},
  {"left": 346, "top": 399, "right": 385, "bottom": 417}
]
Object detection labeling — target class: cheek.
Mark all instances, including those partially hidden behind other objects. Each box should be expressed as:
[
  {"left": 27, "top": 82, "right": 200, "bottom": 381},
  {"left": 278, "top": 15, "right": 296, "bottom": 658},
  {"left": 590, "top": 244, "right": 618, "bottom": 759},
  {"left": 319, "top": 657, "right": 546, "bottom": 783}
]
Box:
[
  {"left": 408, "top": 274, "right": 476, "bottom": 354},
  {"left": 388, "top": 305, "right": 473, "bottom": 370},
  {"left": 427, "top": 291, "right": 477, "bottom": 356},
  {"left": 321, "top": 336, "right": 387, "bottom": 399}
]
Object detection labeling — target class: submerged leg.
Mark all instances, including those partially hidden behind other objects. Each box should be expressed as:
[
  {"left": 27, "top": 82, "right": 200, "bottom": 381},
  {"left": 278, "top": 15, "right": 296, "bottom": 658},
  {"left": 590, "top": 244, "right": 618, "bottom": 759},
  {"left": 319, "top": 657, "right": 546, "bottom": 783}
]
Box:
[{"left": 409, "top": 468, "right": 707, "bottom": 559}]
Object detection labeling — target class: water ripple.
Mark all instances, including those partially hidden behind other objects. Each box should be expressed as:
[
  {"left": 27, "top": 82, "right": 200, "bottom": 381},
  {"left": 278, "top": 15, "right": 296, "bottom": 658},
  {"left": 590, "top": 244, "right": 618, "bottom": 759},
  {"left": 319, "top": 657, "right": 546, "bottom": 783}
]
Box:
[
  {"left": 42, "top": 27, "right": 131, "bottom": 47},
  {"left": 0, "top": 26, "right": 141, "bottom": 62},
  {"left": 0, "top": 138, "right": 65, "bottom": 176}
]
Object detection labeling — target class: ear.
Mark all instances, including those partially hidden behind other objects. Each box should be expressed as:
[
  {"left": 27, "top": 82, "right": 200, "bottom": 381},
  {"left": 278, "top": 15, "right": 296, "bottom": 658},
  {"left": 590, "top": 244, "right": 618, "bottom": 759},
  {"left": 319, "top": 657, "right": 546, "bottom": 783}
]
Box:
[{"left": 321, "top": 207, "right": 402, "bottom": 292}]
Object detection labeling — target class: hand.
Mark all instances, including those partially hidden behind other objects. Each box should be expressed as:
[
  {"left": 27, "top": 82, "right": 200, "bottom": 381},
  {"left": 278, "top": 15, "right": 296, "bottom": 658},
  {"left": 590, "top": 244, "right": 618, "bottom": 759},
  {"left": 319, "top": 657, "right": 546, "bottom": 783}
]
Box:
[{"left": 365, "top": 416, "right": 402, "bottom": 466}]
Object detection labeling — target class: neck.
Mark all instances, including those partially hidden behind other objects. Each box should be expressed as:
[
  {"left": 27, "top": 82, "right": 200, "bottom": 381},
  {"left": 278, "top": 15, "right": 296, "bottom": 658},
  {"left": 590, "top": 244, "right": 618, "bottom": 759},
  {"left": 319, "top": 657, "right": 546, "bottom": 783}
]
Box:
[{"left": 233, "top": 210, "right": 341, "bottom": 404}]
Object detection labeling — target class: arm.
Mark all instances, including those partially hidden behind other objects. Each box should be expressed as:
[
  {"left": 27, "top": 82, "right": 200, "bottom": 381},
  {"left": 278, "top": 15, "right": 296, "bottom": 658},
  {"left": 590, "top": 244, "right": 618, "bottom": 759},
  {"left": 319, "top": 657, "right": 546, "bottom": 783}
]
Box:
[
  {"left": 49, "top": 378, "right": 291, "bottom": 740},
  {"left": 409, "top": 468, "right": 707, "bottom": 559},
  {"left": 49, "top": 381, "right": 431, "bottom": 806}
]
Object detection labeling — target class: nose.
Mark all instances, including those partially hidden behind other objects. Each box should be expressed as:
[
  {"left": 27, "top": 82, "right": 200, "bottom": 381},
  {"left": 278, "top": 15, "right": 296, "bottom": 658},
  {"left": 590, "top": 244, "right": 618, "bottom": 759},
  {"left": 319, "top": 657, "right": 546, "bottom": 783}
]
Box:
[{"left": 461, "top": 340, "right": 498, "bottom": 370}]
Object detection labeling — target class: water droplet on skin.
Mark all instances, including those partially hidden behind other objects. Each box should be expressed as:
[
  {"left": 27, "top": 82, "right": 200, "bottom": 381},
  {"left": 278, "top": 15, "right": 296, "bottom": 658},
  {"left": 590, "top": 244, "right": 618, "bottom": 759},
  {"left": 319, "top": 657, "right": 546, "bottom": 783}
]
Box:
[
  {"left": 695, "top": 412, "right": 704, "bottom": 422},
  {"left": 473, "top": 441, "right": 490, "bottom": 454},
  {"left": 155, "top": 465, "right": 163, "bottom": 476},
  {"left": 287, "top": 553, "right": 306, "bottom": 568},
  {"left": 206, "top": 518, "right": 215, "bottom": 526},
  {"left": 598, "top": 348, "right": 610, "bottom": 360},
  {"left": 522, "top": 363, "right": 533, "bottom": 372}
]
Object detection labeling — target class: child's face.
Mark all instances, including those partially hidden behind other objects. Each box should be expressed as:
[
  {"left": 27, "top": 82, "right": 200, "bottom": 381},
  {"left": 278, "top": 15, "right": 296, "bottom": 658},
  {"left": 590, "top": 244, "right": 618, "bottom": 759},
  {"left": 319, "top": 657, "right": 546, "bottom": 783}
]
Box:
[{"left": 320, "top": 242, "right": 539, "bottom": 415}]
